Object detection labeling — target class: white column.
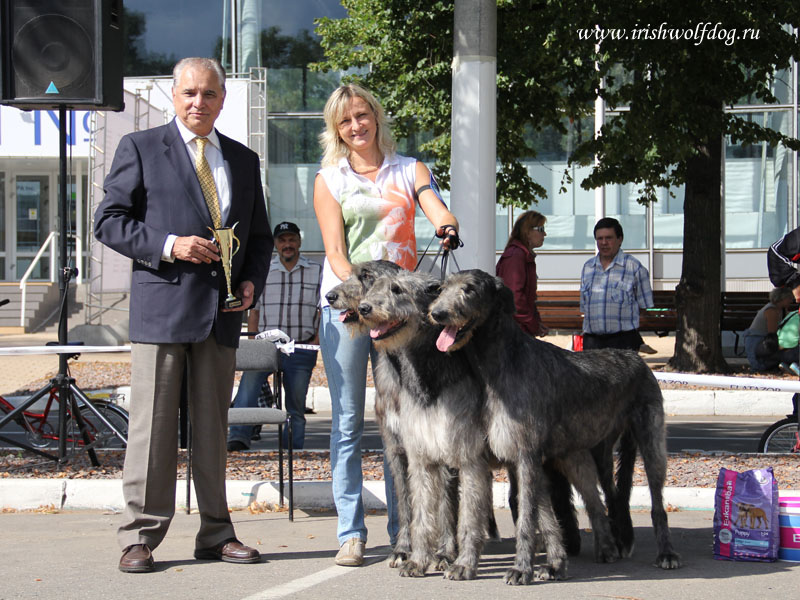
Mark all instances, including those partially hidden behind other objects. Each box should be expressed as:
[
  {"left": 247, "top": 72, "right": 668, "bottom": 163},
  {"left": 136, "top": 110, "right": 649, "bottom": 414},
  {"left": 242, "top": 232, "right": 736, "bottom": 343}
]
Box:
[
  {"left": 594, "top": 44, "right": 605, "bottom": 223},
  {"left": 450, "top": 0, "right": 496, "bottom": 272}
]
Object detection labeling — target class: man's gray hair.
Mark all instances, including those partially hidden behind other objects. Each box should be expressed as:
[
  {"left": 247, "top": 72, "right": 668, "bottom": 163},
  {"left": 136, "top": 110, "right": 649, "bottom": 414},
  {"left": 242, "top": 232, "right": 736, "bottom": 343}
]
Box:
[{"left": 172, "top": 57, "right": 226, "bottom": 91}]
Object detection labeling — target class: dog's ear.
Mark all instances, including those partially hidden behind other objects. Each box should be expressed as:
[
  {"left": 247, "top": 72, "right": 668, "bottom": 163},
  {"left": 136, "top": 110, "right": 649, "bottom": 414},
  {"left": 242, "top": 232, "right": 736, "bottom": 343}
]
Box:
[
  {"left": 424, "top": 280, "right": 441, "bottom": 296},
  {"left": 494, "top": 277, "right": 516, "bottom": 314}
]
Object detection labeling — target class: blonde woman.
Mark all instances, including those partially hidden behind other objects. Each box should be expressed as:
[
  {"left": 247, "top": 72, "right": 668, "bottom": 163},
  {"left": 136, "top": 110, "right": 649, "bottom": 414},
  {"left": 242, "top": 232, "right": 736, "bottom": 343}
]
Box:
[{"left": 313, "top": 84, "right": 459, "bottom": 566}]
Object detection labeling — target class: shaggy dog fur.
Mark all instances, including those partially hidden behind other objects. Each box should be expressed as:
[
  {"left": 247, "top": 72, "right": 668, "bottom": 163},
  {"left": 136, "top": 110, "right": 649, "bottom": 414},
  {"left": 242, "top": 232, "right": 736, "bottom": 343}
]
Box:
[
  {"left": 356, "top": 270, "right": 492, "bottom": 579},
  {"left": 428, "top": 269, "right": 681, "bottom": 585},
  {"left": 326, "top": 261, "right": 499, "bottom": 570}
]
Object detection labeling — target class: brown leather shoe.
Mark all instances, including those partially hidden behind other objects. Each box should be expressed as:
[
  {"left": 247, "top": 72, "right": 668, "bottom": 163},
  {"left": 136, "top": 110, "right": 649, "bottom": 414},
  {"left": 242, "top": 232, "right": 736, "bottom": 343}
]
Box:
[
  {"left": 119, "top": 544, "right": 154, "bottom": 573},
  {"left": 194, "top": 539, "right": 260, "bottom": 564}
]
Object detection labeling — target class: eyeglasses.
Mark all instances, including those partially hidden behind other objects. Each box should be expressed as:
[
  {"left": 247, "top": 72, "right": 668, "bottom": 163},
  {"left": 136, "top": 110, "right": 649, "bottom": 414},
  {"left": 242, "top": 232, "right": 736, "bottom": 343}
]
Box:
[{"left": 531, "top": 226, "right": 546, "bottom": 233}]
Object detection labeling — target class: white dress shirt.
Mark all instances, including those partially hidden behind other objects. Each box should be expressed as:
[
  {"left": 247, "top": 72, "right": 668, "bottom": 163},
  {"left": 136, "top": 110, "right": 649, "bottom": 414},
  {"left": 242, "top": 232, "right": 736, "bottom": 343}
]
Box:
[{"left": 162, "top": 117, "right": 233, "bottom": 261}]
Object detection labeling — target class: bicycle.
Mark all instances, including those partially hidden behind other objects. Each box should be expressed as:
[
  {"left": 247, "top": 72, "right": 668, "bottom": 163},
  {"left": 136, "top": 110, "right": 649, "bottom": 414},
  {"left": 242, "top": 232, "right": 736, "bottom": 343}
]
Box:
[
  {"left": 757, "top": 393, "right": 799, "bottom": 453},
  {"left": 0, "top": 387, "right": 128, "bottom": 451}
]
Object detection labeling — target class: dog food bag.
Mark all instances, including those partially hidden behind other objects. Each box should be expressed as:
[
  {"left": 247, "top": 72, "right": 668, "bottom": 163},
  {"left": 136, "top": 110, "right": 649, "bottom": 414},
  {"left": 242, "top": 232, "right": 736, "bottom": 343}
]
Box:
[{"left": 713, "top": 467, "right": 779, "bottom": 562}]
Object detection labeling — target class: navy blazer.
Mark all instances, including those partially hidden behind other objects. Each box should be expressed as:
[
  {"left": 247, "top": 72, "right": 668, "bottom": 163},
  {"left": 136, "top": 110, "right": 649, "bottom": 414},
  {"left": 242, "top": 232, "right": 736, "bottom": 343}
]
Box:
[{"left": 94, "top": 120, "right": 273, "bottom": 347}]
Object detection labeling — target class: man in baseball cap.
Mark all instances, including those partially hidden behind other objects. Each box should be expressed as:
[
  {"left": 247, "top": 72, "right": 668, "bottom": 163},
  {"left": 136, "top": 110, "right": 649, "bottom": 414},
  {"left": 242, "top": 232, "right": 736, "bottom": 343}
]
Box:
[
  {"left": 229, "top": 221, "right": 321, "bottom": 451},
  {"left": 273, "top": 221, "right": 301, "bottom": 237}
]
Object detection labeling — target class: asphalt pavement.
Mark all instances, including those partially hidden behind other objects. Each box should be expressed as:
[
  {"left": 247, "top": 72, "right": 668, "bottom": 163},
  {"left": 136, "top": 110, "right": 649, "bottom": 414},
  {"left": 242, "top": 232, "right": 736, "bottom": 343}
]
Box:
[{"left": 1, "top": 507, "right": 797, "bottom": 600}]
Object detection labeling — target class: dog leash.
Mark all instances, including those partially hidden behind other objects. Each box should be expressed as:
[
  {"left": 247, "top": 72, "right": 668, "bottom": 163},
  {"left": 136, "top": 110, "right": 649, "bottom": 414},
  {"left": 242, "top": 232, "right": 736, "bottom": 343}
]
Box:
[{"left": 414, "top": 225, "right": 464, "bottom": 280}]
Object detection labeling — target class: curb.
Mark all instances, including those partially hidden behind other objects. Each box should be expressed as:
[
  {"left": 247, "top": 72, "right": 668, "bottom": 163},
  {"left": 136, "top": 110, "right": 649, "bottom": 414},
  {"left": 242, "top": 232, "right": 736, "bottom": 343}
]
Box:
[
  {"left": 105, "top": 386, "right": 796, "bottom": 417},
  {"left": 2, "top": 478, "right": 798, "bottom": 512}
]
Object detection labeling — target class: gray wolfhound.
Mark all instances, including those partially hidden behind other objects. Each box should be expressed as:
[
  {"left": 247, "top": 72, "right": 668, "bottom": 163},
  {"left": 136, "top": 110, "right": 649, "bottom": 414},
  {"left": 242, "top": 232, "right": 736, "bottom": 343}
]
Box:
[
  {"left": 429, "top": 270, "right": 681, "bottom": 584},
  {"left": 356, "top": 269, "right": 492, "bottom": 579},
  {"left": 326, "top": 261, "right": 496, "bottom": 570}
]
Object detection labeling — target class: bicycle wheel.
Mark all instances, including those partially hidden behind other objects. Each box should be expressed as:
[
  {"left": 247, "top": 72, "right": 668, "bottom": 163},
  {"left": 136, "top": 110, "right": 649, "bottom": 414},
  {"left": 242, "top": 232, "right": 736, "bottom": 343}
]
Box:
[
  {"left": 757, "top": 417, "right": 800, "bottom": 453},
  {"left": 67, "top": 400, "right": 129, "bottom": 449}
]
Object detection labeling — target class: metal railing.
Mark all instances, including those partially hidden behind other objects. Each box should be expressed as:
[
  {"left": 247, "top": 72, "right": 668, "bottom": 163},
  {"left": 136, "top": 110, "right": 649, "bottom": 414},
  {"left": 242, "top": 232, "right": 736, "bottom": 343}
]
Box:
[{"left": 18, "top": 232, "right": 83, "bottom": 328}]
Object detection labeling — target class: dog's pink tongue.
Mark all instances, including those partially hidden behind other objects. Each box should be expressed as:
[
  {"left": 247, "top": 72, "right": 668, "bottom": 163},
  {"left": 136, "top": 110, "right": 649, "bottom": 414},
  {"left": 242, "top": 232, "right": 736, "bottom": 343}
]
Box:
[
  {"left": 338, "top": 310, "right": 351, "bottom": 322},
  {"left": 370, "top": 322, "right": 394, "bottom": 339},
  {"left": 436, "top": 325, "right": 458, "bottom": 352}
]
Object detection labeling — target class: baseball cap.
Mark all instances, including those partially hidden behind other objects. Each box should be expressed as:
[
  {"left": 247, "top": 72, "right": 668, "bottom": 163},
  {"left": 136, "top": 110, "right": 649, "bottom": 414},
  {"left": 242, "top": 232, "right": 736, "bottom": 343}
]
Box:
[{"left": 273, "top": 221, "right": 301, "bottom": 238}]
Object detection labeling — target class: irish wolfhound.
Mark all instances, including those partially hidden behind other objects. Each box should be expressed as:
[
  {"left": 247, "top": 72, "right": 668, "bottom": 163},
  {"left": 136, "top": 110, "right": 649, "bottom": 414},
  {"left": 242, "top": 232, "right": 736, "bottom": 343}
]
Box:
[
  {"left": 355, "top": 269, "right": 492, "bottom": 579},
  {"left": 328, "top": 263, "right": 579, "bottom": 575},
  {"left": 327, "top": 261, "right": 494, "bottom": 570},
  {"left": 429, "top": 270, "right": 681, "bottom": 584}
]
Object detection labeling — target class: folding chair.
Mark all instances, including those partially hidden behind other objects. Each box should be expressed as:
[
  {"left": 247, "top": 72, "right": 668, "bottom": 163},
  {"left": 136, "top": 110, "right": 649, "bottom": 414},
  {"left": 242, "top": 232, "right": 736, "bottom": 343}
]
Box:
[{"left": 185, "top": 338, "right": 294, "bottom": 520}]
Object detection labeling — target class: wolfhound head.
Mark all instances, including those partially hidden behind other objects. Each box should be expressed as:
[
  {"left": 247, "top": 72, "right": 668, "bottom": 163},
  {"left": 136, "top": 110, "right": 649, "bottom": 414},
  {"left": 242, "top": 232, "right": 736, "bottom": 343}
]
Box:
[
  {"left": 428, "top": 269, "right": 514, "bottom": 352},
  {"left": 326, "top": 260, "right": 403, "bottom": 335},
  {"left": 356, "top": 271, "right": 441, "bottom": 351}
]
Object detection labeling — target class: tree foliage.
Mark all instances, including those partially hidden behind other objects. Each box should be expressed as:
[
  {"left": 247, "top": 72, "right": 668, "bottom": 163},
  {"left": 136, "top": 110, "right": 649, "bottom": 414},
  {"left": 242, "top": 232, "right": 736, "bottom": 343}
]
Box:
[
  {"left": 566, "top": 1, "right": 800, "bottom": 372},
  {"left": 570, "top": 1, "right": 800, "bottom": 201}
]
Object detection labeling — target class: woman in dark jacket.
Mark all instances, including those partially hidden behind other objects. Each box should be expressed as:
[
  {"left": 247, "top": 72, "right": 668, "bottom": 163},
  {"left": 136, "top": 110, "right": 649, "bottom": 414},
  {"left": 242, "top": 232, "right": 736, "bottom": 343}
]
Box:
[{"left": 496, "top": 210, "right": 548, "bottom": 337}]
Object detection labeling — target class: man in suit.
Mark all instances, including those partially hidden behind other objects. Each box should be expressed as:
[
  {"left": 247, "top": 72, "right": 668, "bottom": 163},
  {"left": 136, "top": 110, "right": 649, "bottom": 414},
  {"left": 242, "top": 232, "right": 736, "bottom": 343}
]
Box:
[{"left": 94, "top": 57, "right": 272, "bottom": 573}]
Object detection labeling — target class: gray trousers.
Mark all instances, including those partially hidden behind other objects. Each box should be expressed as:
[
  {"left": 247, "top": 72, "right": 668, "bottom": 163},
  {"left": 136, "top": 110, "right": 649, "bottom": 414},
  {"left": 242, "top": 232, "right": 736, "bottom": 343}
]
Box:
[{"left": 117, "top": 336, "right": 236, "bottom": 551}]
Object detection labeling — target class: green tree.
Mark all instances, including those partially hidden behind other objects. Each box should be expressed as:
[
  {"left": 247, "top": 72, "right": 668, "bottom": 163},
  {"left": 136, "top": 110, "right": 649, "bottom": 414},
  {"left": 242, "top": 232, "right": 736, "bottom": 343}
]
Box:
[
  {"left": 567, "top": 2, "right": 800, "bottom": 372},
  {"left": 314, "top": 0, "right": 800, "bottom": 372}
]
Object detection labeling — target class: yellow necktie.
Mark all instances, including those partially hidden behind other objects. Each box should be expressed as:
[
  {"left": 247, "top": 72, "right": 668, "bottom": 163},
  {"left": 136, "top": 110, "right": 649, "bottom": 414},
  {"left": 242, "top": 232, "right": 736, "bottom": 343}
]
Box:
[{"left": 194, "top": 136, "right": 222, "bottom": 228}]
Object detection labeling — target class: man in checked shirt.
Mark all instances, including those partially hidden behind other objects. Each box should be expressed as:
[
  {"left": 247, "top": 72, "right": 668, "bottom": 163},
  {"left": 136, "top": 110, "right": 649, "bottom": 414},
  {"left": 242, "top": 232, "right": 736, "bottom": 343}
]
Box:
[
  {"left": 580, "top": 217, "right": 654, "bottom": 351},
  {"left": 228, "top": 221, "right": 322, "bottom": 451}
]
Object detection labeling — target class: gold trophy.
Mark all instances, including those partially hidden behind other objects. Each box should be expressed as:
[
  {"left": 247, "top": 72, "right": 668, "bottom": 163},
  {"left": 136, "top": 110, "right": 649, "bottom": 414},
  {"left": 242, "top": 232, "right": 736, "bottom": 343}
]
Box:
[{"left": 208, "top": 222, "right": 242, "bottom": 309}]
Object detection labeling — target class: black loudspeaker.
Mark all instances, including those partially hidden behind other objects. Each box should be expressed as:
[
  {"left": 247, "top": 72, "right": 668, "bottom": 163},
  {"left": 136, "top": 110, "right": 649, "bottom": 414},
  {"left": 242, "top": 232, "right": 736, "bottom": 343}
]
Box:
[{"left": 0, "top": 0, "right": 123, "bottom": 110}]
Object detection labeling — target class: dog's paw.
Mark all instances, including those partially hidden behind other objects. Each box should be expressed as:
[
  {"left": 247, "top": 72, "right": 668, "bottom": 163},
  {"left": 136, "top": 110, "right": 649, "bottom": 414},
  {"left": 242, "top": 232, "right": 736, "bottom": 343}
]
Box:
[
  {"left": 533, "top": 559, "right": 569, "bottom": 581},
  {"left": 443, "top": 563, "right": 476, "bottom": 580},
  {"left": 432, "top": 554, "right": 452, "bottom": 572},
  {"left": 388, "top": 550, "right": 408, "bottom": 569},
  {"left": 594, "top": 541, "right": 620, "bottom": 564},
  {"left": 504, "top": 567, "right": 534, "bottom": 585},
  {"left": 399, "top": 560, "right": 426, "bottom": 578},
  {"left": 654, "top": 551, "right": 682, "bottom": 570}
]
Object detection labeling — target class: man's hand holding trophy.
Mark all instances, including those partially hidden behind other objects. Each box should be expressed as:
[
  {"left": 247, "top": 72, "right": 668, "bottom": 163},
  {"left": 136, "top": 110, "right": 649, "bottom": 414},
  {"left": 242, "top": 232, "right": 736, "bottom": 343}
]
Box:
[{"left": 208, "top": 222, "right": 242, "bottom": 309}]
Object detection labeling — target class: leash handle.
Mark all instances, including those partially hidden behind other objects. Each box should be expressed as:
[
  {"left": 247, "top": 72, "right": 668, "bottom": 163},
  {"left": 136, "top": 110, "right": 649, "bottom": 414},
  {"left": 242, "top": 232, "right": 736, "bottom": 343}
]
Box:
[{"left": 414, "top": 229, "right": 465, "bottom": 280}]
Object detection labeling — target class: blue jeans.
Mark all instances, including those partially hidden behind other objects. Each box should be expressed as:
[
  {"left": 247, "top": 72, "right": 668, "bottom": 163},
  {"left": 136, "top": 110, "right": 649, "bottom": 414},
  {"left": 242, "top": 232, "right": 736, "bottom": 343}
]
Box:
[
  {"left": 744, "top": 332, "right": 799, "bottom": 371},
  {"left": 320, "top": 306, "right": 398, "bottom": 546},
  {"left": 227, "top": 348, "right": 317, "bottom": 450}
]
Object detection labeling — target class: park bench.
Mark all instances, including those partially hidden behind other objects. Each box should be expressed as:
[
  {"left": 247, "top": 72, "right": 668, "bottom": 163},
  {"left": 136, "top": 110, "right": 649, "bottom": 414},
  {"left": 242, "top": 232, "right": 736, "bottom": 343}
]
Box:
[
  {"left": 537, "top": 290, "right": 770, "bottom": 345},
  {"left": 537, "top": 290, "right": 678, "bottom": 335}
]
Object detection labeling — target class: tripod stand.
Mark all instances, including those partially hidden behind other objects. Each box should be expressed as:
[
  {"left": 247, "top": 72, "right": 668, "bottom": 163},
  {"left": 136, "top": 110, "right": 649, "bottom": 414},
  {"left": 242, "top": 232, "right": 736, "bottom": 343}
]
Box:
[{"left": 0, "top": 106, "right": 108, "bottom": 465}]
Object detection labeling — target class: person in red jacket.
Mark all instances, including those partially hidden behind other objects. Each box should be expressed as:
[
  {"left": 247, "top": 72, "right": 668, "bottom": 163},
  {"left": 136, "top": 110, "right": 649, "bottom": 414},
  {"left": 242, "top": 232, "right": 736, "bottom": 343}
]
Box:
[{"left": 496, "top": 210, "right": 549, "bottom": 337}]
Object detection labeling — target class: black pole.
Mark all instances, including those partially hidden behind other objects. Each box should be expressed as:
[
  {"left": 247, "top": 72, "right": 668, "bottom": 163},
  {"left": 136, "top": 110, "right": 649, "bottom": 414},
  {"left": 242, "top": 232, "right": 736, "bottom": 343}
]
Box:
[
  {"left": 56, "top": 104, "right": 69, "bottom": 462},
  {"left": 54, "top": 105, "right": 98, "bottom": 466}
]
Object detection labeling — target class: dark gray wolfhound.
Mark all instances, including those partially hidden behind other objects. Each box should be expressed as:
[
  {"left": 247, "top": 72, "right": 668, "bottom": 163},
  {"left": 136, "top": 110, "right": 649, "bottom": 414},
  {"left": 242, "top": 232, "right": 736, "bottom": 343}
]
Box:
[
  {"left": 429, "top": 270, "right": 681, "bottom": 585},
  {"left": 326, "top": 261, "right": 496, "bottom": 571},
  {"left": 356, "top": 269, "right": 492, "bottom": 579}
]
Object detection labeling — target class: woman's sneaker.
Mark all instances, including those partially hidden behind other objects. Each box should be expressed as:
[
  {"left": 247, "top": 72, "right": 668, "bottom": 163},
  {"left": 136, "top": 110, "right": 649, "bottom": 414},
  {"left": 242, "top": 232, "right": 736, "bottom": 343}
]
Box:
[{"left": 335, "top": 538, "right": 365, "bottom": 566}]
